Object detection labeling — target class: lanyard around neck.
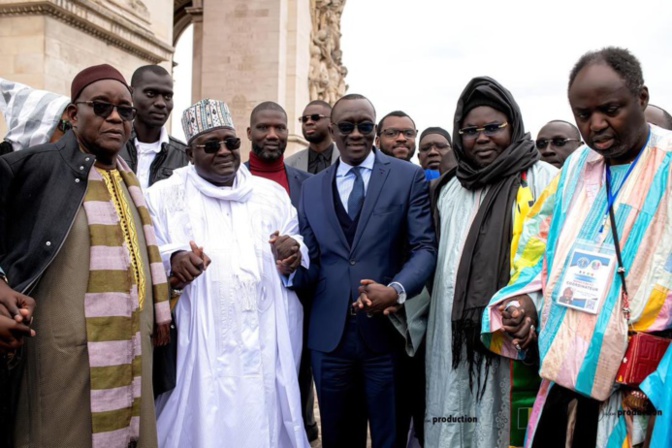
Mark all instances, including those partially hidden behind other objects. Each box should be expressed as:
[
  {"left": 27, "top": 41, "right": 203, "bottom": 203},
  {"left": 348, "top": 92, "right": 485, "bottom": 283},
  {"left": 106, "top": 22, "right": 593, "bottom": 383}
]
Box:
[{"left": 598, "top": 132, "right": 650, "bottom": 234}]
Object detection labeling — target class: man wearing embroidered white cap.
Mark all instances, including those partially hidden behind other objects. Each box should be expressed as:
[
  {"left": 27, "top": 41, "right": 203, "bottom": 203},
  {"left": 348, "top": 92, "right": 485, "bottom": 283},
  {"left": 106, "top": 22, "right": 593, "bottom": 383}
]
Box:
[{"left": 146, "top": 99, "right": 310, "bottom": 448}]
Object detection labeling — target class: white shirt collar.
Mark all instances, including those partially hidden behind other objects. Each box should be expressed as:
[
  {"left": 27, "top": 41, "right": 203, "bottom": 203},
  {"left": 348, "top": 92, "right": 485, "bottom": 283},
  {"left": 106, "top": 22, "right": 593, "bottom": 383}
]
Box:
[
  {"left": 135, "top": 126, "right": 169, "bottom": 154},
  {"left": 337, "top": 149, "right": 375, "bottom": 177}
]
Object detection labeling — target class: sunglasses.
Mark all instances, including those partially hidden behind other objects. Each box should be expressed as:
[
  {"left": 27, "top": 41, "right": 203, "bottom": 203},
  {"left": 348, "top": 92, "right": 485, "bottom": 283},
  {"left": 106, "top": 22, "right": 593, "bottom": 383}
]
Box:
[
  {"left": 75, "top": 101, "right": 137, "bottom": 121},
  {"left": 381, "top": 128, "right": 417, "bottom": 139},
  {"left": 333, "top": 121, "right": 375, "bottom": 135},
  {"left": 57, "top": 119, "right": 72, "bottom": 133},
  {"left": 535, "top": 138, "right": 581, "bottom": 149},
  {"left": 458, "top": 122, "right": 508, "bottom": 139},
  {"left": 299, "top": 114, "right": 330, "bottom": 123},
  {"left": 194, "top": 138, "right": 242, "bottom": 153}
]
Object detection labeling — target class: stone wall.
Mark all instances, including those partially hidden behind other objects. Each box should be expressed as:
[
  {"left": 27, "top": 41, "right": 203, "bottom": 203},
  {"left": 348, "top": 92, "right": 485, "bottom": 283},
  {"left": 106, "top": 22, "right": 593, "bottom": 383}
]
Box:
[
  {"left": 0, "top": 0, "right": 175, "bottom": 137},
  {"left": 0, "top": 0, "right": 324, "bottom": 158},
  {"left": 194, "top": 0, "right": 311, "bottom": 158}
]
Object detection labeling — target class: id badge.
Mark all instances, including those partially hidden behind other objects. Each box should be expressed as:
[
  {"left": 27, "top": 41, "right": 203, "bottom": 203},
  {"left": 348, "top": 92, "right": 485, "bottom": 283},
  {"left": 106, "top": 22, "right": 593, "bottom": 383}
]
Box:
[{"left": 556, "top": 240, "right": 616, "bottom": 314}]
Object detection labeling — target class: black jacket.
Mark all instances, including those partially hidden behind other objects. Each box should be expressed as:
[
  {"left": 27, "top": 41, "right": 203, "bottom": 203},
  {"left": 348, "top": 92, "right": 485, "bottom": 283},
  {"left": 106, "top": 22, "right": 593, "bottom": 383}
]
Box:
[
  {"left": 119, "top": 129, "right": 189, "bottom": 187},
  {"left": 0, "top": 131, "right": 96, "bottom": 448},
  {"left": 0, "top": 131, "right": 95, "bottom": 294}
]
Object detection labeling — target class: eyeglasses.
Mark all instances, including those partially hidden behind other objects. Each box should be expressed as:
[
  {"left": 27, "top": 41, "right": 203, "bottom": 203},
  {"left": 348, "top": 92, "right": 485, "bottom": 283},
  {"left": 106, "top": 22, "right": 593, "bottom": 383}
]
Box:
[
  {"left": 333, "top": 121, "right": 375, "bottom": 135},
  {"left": 458, "top": 122, "right": 508, "bottom": 139},
  {"left": 299, "top": 114, "right": 330, "bottom": 123},
  {"left": 75, "top": 101, "right": 137, "bottom": 121},
  {"left": 535, "top": 138, "right": 581, "bottom": 149},
  {"left": 194, "top": 138, "right": 242, "bottom": 153},
  {"left": 419, "top": 142, "right": 451, "bottom": 152},
  {"left": 381, "top": 129, "right": 417, "bottom": 139},
  {"left": 56, "top": 119, "right": 72, "bottom": 133}
]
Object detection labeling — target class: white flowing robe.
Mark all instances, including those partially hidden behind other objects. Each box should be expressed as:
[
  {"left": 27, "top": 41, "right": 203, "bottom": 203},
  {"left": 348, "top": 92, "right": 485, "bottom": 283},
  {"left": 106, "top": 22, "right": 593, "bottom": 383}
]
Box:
[
  {"left": 425, "top": 162, "right": 557, "bottom": 448},
  {"left": 145, "top": 165, "right": 310, "bottom": 448}
]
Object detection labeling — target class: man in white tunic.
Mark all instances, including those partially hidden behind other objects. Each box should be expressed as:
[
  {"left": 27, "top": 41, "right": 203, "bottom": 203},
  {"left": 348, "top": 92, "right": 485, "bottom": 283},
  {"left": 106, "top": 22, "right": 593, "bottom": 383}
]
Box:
[
  {"left": 145, "top": 99, "right": 310, "bottom": 448},
  {"left": 425, "top": 77, "right": 557, "bottom": 448}
]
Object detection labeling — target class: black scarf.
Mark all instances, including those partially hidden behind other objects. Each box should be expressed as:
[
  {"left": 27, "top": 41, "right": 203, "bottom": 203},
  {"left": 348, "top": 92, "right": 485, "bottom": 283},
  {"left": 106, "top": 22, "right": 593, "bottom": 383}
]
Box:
[{"left": 449, "top": 77, "right": 540, "bottom": 398}]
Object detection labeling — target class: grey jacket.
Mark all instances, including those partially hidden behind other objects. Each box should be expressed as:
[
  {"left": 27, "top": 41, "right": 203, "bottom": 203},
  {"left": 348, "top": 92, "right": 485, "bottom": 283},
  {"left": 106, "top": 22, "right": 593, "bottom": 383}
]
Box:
[{"left": 284, "top": 143, "right": 340, "bottom": 173}]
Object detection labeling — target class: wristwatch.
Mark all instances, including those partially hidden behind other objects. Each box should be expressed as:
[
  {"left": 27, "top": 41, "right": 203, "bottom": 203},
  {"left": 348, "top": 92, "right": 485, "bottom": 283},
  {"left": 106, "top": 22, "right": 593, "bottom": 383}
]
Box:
[{"left": 388, "top": 282, "right": 407, "bottom": 305}]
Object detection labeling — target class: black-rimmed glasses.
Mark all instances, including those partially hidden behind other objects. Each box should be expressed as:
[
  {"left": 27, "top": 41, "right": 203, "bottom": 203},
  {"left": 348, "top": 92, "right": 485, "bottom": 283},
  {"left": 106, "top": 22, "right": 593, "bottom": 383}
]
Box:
[
  {"left": 458, "top": 122, "right": 508, "bottom": 139},
  {"left": 75, "top": 101, "right": 137, "bottom": 121},
  {"left": 333, "top": 121, "right": 375, "bottom": 135},
  {"left": 299, "top": 114, "right": 330, "bottom": 123},
  {"left": 535, "top": 138, "right": 581, "bottom": 149},
  {"left": 194, "top": 138, "right": 242, "bottom": 153},
  {"left": 381, "top": 129, "right": 417, "bottom": 139}
]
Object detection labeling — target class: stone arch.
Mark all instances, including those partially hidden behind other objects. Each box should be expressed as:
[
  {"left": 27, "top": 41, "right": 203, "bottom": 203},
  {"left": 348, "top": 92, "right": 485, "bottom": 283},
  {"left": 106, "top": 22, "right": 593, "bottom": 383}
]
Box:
[{"left": 173, "top": 0, "right": 194, "bottom": 46}]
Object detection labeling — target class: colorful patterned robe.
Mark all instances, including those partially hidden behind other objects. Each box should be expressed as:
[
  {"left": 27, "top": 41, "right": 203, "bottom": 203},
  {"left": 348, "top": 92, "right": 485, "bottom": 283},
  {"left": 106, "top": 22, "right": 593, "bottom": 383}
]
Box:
[{"left": 482, "top": 125, "right": 672, "bottom": 448}]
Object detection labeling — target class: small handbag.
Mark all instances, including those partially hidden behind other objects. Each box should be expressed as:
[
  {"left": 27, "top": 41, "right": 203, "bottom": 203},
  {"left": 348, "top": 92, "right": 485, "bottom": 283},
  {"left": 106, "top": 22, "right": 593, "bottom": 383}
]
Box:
[
  {"left": 606, "top": 174, "right": 670, "bottom": 388},
  {"left": 616, "top": 332, "right": 671, "bottom": 386}
]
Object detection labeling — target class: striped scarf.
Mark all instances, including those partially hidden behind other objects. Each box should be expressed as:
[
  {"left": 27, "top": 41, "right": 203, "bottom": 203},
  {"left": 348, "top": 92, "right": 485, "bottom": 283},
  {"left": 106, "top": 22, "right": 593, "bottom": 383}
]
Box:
[{"left": 82, "top": 159, "right": 170, "bottom": 448}]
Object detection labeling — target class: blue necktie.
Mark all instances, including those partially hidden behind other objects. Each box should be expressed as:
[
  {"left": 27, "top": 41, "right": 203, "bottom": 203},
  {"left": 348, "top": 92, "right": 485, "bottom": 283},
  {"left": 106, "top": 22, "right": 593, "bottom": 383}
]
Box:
[{"left": 347, "top": 166, "right": 365, "bottom": 219}]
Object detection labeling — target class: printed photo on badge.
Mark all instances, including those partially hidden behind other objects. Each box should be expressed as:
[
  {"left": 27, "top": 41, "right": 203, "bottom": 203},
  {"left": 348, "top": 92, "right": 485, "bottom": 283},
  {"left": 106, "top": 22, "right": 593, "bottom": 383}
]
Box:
[{"left": 556, "top": 246, "right": 615, "bottom": 314}]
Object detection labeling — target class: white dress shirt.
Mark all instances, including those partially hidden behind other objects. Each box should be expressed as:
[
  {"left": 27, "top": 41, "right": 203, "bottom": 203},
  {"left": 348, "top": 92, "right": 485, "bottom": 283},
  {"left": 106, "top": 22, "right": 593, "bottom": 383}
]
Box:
[
  {"left": 335, "top": 150, "right": 375, "bottom": 214},
  {"left": 135, "top": 126, "right": 169, "bottom": 190}
]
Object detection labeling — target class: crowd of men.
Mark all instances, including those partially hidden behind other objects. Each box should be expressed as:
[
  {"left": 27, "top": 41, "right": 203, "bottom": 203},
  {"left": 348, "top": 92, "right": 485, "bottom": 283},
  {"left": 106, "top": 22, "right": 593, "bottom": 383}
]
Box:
[{"left": 1, "top": 45, "right": 672, "bottom": 448}]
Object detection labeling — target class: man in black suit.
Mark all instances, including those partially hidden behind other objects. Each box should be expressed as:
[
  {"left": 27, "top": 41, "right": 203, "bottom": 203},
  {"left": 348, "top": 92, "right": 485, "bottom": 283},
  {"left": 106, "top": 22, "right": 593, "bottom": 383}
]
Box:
[
  {"left": 293, "top": 94, "right": 437, "bottom": 448},
  {"left": 244, "top": 101, "right": 317, "bottom": 441},
  {"left": 286, "top": 100, "right": 340, "bottom": 173}
]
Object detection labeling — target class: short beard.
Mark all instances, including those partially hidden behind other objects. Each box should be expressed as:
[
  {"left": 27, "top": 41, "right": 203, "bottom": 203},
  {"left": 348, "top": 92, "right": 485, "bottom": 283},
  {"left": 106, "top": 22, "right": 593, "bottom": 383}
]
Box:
[{"left": 252, "top": 143, "right": 284, "bottom": 162}]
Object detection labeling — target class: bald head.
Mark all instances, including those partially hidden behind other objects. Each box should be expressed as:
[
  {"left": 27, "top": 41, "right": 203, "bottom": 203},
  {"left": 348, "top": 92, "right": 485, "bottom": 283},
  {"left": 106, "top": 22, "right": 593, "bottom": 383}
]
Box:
[
  {"left": 332, "top": 94, "right": 376, "bottom": 119},
  {"left": 536, "top": 120, "right": 582, "bottom": 168},
  {"left": 645, "top": 105, "right": 672, "bottom": 130}
]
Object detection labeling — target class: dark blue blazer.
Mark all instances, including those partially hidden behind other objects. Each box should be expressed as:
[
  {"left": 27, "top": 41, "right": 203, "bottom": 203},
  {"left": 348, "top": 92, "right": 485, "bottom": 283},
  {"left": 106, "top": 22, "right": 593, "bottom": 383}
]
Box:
[
  {"left": 294, "top": 149, "right": 437, "bottom": 353},
  {"left": 243, "top": 161, "right": 312, "bottom": 210}
]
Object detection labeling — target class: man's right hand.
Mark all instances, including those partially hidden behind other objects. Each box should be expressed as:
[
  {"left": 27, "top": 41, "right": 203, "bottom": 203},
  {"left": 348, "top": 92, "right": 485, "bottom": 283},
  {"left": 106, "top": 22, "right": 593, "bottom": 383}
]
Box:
[
  {"left": 169, "top": 241, "right": 211, "bottom": 288},
  {"left": 0, "top": 281, "right": 36, "bottom": 352}
]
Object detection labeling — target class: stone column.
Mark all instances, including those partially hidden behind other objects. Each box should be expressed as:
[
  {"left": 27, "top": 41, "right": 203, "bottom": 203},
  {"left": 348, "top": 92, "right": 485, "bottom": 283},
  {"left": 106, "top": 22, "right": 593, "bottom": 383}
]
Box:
[
  {"left": 186, "top": 1, "right": 204, "bottom": 104},
  {"left": 198, "top": 0, "right": 311, "bottom": 160}
]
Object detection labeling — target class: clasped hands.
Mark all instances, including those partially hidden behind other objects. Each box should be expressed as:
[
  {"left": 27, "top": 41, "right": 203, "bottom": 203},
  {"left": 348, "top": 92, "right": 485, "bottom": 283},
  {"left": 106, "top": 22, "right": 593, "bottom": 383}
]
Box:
[
  {"left": 0, "top": 281, "right": 36, "bottom": 353},
  {"left": 352, "top": 279, "right": 400, "bottom": 316},
  {"left": 499, "top": 294, "right": 538, "bottom": 351},
  {"left": 269, "top": 231, "right": 302, "bottom": 276},
  {"left": 169, "top": 233, "right": 302, "bottom": 289}
]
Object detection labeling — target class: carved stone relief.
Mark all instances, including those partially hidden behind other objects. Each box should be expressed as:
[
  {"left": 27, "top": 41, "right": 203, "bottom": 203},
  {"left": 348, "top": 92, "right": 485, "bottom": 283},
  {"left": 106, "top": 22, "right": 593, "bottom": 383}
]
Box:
[{"left": 309, "top": 0, "right": 347, "bottom": 104}]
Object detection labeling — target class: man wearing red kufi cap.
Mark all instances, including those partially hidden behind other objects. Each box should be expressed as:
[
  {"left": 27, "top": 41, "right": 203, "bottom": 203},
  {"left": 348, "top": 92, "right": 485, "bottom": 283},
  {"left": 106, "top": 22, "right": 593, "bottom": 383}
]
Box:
[{"left": 0, "top": 64, "right": 171, "bottom": 448}]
